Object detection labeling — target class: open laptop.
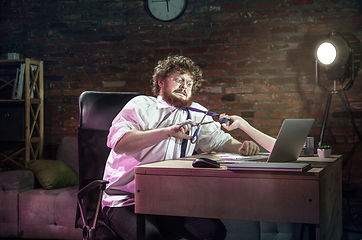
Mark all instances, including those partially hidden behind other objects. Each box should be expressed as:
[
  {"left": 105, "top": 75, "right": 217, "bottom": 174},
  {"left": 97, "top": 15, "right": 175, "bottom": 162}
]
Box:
[{"left": 224, "top": 118, "right": 315, "bottom": 165}]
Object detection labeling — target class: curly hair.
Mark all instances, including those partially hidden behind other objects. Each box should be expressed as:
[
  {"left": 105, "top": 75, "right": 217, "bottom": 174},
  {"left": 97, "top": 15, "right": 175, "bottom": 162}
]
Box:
[{"left": 152, "top": 55, "right": 203, "bottom": 96}]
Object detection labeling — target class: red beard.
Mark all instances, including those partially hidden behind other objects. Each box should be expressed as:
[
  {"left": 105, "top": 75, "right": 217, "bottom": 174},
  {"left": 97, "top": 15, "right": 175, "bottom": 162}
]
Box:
[{"left": 161, "top": 84, "right": 192, "bottom": 107}]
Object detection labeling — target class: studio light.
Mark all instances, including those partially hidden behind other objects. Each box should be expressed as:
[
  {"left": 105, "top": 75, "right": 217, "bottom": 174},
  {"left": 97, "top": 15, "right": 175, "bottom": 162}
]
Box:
[
  {"left": 316, "top": 32, "right": 361, "bottom": 86},
  {"left": 315, "top": 32, "right": 362, "bottom": 147}
]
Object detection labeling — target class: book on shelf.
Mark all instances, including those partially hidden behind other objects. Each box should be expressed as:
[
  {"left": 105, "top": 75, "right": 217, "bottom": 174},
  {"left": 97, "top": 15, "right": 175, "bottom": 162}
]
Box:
[
  {"left": 16, "top": 63, "right": 25, "bottom": 99},
  {"left": 11, "top": 63, "right": 37, "bottom": 99},
  {"left": 11, "top": 67, "right": 20, "bottom": 99}
]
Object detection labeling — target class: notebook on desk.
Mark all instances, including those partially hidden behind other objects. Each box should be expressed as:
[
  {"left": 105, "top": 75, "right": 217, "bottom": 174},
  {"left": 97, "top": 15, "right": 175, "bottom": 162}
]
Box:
[{"left": 226, "top": 118, "right": 315, "bottom": 171}]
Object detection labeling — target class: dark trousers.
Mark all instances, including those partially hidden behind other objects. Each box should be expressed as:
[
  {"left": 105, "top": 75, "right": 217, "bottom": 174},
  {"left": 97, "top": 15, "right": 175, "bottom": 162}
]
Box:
[{"left": 103, "top": 205, "right": 226, "bottom": 240}]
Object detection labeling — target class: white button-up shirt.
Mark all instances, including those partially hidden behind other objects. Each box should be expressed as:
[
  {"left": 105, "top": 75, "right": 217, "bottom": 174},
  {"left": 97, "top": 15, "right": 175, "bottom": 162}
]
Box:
[{"left": 102, "top": 95, "right": 232, "bottom": 208}]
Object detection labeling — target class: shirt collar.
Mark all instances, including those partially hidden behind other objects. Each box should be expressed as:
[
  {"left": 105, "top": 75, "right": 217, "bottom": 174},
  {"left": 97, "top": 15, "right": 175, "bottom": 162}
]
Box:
[{"left": 156, "top": 95, "right": 174, "bottom": 109}]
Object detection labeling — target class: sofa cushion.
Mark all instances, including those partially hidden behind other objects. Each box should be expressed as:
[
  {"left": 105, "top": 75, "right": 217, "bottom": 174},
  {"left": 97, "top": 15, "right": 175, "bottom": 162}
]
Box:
[
  {"left": 0, "top": 169, "right": 34, "bottom": 237},
  {"left": 18, "top": 186, "right": 82, "bottom": 239},
  {"left": 27, "top": 159, "right": 79, "bottom": 190}
]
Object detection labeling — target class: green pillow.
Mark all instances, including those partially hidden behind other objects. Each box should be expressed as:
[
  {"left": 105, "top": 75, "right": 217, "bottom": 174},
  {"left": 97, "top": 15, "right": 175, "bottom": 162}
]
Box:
[{"left": 27, "top": 160, "right": 79, "bottom": 190}]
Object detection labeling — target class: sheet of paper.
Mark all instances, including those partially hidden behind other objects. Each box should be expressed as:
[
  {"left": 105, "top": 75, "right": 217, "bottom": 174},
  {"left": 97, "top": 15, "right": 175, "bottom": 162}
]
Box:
[{"left": 215, "top": 152, "right": 270, "bottom": 160}]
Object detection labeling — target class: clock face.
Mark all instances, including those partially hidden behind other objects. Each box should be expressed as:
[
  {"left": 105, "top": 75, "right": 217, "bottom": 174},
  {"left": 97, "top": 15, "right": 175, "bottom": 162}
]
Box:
[{"left": 145, "top": 0, "right": 187, "bottom": 22}]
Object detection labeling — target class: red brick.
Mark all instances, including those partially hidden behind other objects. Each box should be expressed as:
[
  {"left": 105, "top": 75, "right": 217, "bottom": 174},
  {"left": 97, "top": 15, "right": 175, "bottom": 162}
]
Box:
[
  {"left": 90, "top": 74, "right": 115, "bottom": 80},
  {"left": 74, "top": 81, "right": 100, "bottom": 88},
  {"left": 140, "top": 25, "right": 165, "bottom": 32},
  {"left": 253, "top": 18, "right": 282, "bottom": 26},
  {"left": 154, "top": 32, "right": 180, "bottom": 40},
  {"left": 242, "top": 94, "right": 271, "bottom": 101},
  {"left": 210, "top": 78, "right": 238, "bottom": 86},
  {"left": 272, "top": 93, "right": 302, "bottom": 101},
  {"left": 88, "top": 59, "right": 112, "bottom": 65},
  {"left": 76, "top": 52, "right": 101, "bottom": 58},
  {"left": 169, "top": 23, "right": 194, "bottom": 31},
  {"left": 210, "top": 29, "right": 238, "bottom": 37},
  {"left": 228, "top": 37, "right": 254, "bottom": 45},
  {"left": 49, "top": 67, "right": 73, "bottom": 74},
  {"left": 254, "top": 2, "right": 281, "bottom": 9},
  {"left": 202, "top": 70, "right": 226, "bottom": 78},
  {"left": 183, "top": 15, "right": 209, "bottom": 22},
  {"left": 255, "top": 102, "right": 284, "bottom": 109},
  {"left": 183, "top": 47, "right": 208, "bottom": 55},
  {"left": 102, "top": 19, "right": 126, "bottom": 26},
  {"left": 210, "top": 46, "right": 238, "bottom": 53},
  {"left": 241, "top": 11, "right": 268, "bottom": 18},
  {"left": 256, "top": 36, "right": 284, "bottom": 43},
  {"left": 225, "top": 86, "right": 254, "bottom": 94},
  {"left": 224, "top": 3, "right": 251, "bottom": 11},
  {"left": 285, "top": 0, "right": 314, "bottom": 6},
  {"left": 228, "top": 69, "right": 254, "bottom": 76},
  {"left": 271, "top": 9, "right": 299, "bottom": 17},
  {"left": 116, "top": 72, "right": 143, "bottom": 79},
  {"left": 50, "top": 52, "right": 74, "bottom": 58},
  {"left": 197, "top": 54, "right": 224, "bottom": 61},
  {"left": 63, "top": 59, "right": 87, "bottom": 66},
  {"left": 237, "top": 61, "right": 265, "bottom": 68},
  {"left": 212, "top": 13, "right": 239, "bottom": 21},
  {"left": 257, "top": 85, "right": 284, "bottom": 92},
  {"left": 225, "top": 53, "right": 253, "bottom": 61},
  {"left": 226, "top": 102, "right": 254, "bottom": 110},
  {"left": 209, "top": 62, "right": 235, "bottom": 69},
  {"left": 240, "top": 27, "right": 268, "bottom": 35},
  {"left": 301, "top": 24, "right": 329, "bottom": 33},
  {"left": 89, "top": 43, "right": 113, "bottom": 50},
  {"left": 225, "top": 20, "right": 252, "bottom": 28},
  {"left": 199, "top": 86, "right": 223, "bottom": 93},
  {"left": 271, "top": 110, "right": 301, "bottom": 118}
]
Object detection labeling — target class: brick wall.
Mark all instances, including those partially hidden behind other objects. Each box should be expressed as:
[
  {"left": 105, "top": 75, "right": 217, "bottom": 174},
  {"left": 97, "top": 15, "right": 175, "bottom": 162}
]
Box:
[{"left": 1, "top": 0, "right": 362, "bottom": 189}]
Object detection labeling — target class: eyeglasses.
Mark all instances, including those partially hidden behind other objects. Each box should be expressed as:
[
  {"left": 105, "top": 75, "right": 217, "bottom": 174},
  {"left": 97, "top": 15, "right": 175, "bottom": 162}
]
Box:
[{"left": 173, "top": 77, "right": 193, "bottom": 89}]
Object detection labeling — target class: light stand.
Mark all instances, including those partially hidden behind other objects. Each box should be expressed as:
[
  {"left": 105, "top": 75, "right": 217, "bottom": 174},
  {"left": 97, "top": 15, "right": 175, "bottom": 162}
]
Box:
[{"left": 316, "top": 32, "right": 362, "bottom": 147}]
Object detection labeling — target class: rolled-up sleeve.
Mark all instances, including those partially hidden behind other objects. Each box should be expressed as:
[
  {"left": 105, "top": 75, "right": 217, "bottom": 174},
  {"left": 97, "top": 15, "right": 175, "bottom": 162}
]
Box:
[{"left": 107, "top": 98, "right": 144, "bottom": 150}]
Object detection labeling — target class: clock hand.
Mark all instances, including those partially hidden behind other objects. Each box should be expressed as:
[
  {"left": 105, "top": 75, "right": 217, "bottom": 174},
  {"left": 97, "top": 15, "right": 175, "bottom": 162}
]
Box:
[
  {"left": 168, "top": 1, "right": 178, "bottom": 9},
  {"left": 166, "top": 0, "right": 169, "bottom": 12}
]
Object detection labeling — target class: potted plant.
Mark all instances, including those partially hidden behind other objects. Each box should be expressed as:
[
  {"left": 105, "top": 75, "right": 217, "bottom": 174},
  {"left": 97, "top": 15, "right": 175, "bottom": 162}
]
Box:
[
  {"left": 317, "top": 145, "right": 332, "bottom": 158},
  {"left": 6, "top": 42, "right": 22, "bottom": 60}
]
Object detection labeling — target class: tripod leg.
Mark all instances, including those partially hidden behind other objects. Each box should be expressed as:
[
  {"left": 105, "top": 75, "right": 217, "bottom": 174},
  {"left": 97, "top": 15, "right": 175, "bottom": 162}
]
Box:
[
  {"left": 338, "top": 91, "right": 362, "bottom": 143},
  {"left": 319, "top": 93, "right": 333, "bottom": 147}
]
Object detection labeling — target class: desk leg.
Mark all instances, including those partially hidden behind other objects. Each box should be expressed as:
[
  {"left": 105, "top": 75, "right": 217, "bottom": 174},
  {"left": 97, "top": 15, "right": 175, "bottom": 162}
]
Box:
[
  {"left": 307, "top": 224, "right": 317, "bottom": 240},
  {"left": 137, "top": 214, "right": 145, "bottom": 240}
]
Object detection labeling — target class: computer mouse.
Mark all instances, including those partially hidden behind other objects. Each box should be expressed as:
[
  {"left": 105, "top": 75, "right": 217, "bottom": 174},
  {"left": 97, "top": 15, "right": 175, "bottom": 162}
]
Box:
[{"left": 192, "top": 158, "right": 220, "bottom": 168}]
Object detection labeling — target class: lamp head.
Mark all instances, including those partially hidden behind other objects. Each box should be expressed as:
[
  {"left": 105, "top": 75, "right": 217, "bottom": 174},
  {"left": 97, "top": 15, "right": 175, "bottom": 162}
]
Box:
[{"left": 315, "top": 32, "right": 362, "bottom": 80}]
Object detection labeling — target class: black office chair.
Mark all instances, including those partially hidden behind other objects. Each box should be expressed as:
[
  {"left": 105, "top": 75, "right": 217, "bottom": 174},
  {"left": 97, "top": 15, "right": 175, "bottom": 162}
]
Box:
[{"left": 76, "top": 91, "right": 141, "bottom": 240}]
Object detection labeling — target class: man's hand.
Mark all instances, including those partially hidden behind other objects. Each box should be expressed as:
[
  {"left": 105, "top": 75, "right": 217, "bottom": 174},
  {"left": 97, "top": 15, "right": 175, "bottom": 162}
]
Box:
[
  {"left": 167, "top": 119, "right": 195, "bottom": 140},
  {"left": 239, "top": 140, "right": 260, "bottom": 156}
]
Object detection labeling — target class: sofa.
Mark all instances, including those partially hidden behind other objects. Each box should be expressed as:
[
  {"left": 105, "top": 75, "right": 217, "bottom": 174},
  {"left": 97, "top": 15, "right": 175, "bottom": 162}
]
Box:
[
  {"left": 0, "top": 137, "right": 82, "bottom": 239},
  {"left": 0, "top": 136, "right": 307, "bottom": 240}
]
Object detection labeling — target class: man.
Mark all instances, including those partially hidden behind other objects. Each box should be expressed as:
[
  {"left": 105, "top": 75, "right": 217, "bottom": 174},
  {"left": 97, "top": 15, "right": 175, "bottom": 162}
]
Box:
[{"left": 102, "top": 55, "right": 272, "bottom": 240}]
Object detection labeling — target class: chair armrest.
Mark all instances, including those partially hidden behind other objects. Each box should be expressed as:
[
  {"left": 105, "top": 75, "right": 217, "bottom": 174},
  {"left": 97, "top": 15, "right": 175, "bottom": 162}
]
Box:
[
  {"left": 78, "top": 180, "right": 108, "bottom": 197},
  {"left": 77, "top": 180, "right": 109, "bottom": 231}
]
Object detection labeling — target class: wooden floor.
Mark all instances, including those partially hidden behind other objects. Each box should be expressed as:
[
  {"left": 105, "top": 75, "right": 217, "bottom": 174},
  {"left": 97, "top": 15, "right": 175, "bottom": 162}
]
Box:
[
  {"left": 2, "top": 195, "right": 362, "bottom": 240},
  {"left": 342, "top": 192, "right": 362, "bottom": 240}
]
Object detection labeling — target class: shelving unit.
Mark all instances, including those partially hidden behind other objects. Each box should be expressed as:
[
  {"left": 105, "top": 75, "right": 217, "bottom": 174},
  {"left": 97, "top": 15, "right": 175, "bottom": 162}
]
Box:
[{"left": 0, "top": 58, "right": 44, "bottom": 168}]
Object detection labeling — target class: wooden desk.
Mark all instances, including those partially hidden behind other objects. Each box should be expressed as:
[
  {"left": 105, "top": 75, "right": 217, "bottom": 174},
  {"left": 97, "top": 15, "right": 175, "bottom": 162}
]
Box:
[{"left": 135, "top": 154, "right": 342, "bottom": 240}]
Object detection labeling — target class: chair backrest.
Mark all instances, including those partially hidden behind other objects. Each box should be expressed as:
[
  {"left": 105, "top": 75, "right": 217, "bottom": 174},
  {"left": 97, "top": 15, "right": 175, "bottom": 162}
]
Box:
[
  {"left": 77, "top": 91, "right": 140, "bottom": 222},
  {"left": 78, "top": 91, "right": 141, "bottom": 189}
]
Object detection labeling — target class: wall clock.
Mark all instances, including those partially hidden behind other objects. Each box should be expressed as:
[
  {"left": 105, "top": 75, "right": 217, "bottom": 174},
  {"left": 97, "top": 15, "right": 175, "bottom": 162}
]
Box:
[{"left": 144, "top": 0, "right": 188, "bottom": 22}]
